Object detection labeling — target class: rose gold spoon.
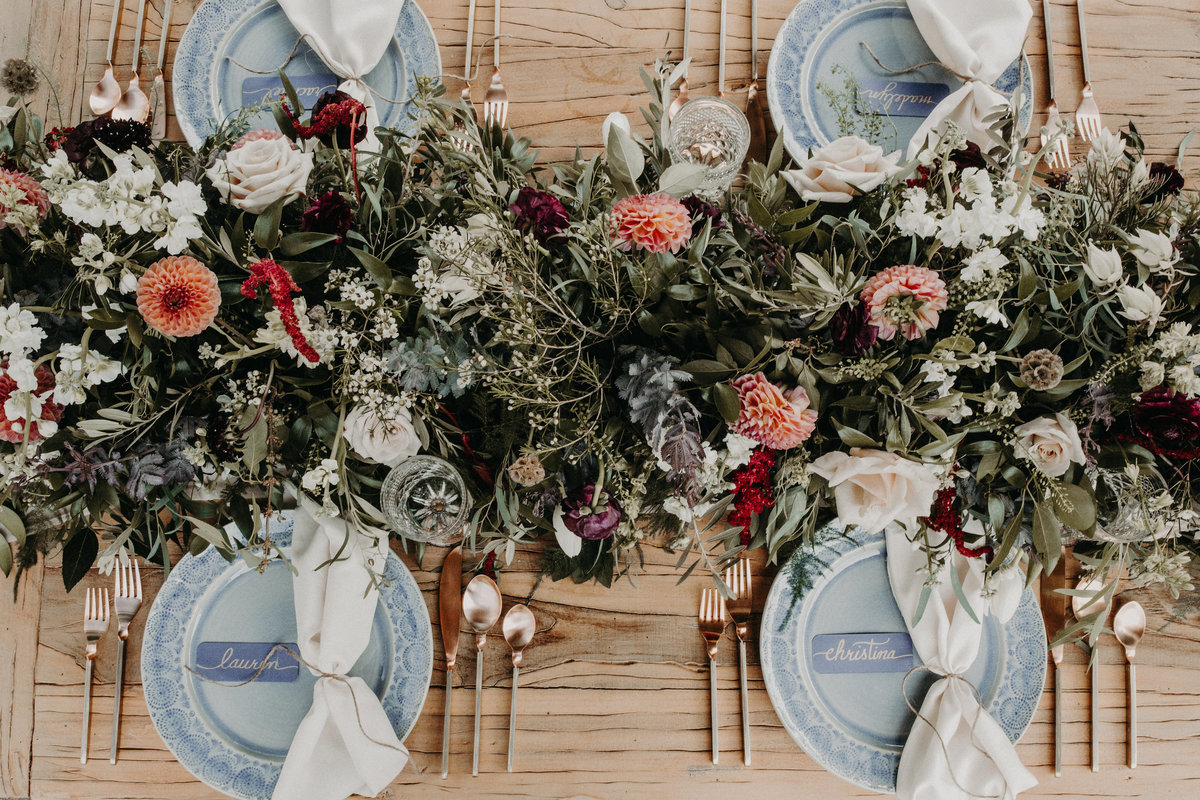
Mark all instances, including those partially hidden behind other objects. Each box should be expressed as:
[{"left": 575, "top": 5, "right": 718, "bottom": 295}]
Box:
[
  {"left": 1114, "top": 600, "right": 1147, "bottom": 769},
  {"left": 113, "top": 0, "right": 150, "bottom": 122},
  {"left": 1072, "top": 578, "right": 1109, "bottom": 773},
  {"left": 462, "top": 574, "right": 502, "bottom": 777},
  {"left": 502, "top": 603, "right": 535, "bottom": 773},
  {"left": 89, "top": 0, "right": 125, "bottom": 116}
]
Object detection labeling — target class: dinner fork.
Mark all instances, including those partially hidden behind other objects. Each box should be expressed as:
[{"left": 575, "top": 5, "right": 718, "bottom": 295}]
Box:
[
  {"left": 1040, "top": 0, "right": 1071, "bottom": 170},
  {"left": 699, "top": 587, "right": 726, "bottom": 764},
  {"left": 482, "top": 0, "right": 508, "bottom": 129},
  {"left": 451, "top": 0, "right": 479, "bottom": 152},
  {"left": 726, "top": 559, "right": 752, "bottom": 766},
  {"left": 111, "top": 559, "right": 143, "bottom": 763},
  {"left": 81, "top": 587, "right": 110, "bottom": 764},
  {"left": 1074, "top": 0, "right": 1102, "bottom": 141}
]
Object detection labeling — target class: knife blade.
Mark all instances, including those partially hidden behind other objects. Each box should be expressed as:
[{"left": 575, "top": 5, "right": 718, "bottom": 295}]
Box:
[
  {"left": 439, "top": 545, "right": 464, "bottom": 778},
  {"left": 1040, "top": 549, "right": 1069, "bottom": 776}
]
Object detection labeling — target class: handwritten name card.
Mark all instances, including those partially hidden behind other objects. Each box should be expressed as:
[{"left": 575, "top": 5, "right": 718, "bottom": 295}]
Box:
[
  {"left": 811, "top": 632, "right": 915, "bottom": 674},
  {"left": 241, "top": 74, "right": 339, "bottom": 110},
  {"left": 857, "top": 78, "right": 950, "bottom": 118},
  {"left": 194, "top": 641, "right": 302, "bottom": 683}
]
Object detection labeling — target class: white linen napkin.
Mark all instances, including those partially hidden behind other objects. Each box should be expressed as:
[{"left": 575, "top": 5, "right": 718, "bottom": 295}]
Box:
[
  {"left": 271, "top": 497, "right": 408, "bottom": 800},
  {"left": 884, "top": 525, "right": 1035, "bottom": 800},
  {"left": 275, "top": 0, "right": 407, "bottom": 143},
  {"left": 904, "top": 0, "right": 1032, "bottom": 158}
]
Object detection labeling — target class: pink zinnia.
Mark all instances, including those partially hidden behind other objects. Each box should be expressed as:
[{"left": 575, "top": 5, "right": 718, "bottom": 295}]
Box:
[
  {"left": 610, "top": 193, "right": 692, "bottom": 254},
  {"left": 137, "top": 256, "right": 222, "bottom": 337},
  {"left": 730, "top": 373, "right": 818, "bottom": 450},
  {"left": 0, "top": 169, "right": 50, "bottom": 234},
  {"left": 860, "top": 264, "right": 948, "bottom": 341}
]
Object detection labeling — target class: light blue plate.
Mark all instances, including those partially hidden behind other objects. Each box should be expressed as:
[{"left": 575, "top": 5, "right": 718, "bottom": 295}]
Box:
[
  {"left": 766, "top": 0, "right": 1033, "bottom": 162},
  {"left": 142, "top": 513, "right": 433, "bottom": 800},
  {"left": 173, "top": 0, "right": 441, "bottom": 147},
  {"left": 760, "top": 524, "right": 1045, "bottom": 794}
]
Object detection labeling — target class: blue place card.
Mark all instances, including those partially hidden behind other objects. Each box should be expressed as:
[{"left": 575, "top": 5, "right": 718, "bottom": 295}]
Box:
[
  {"left": 857, "top": 78, "right": 950, "bottom": 118},
  {"left": 194, "top": 641, "right": 302, "bottom": 683},
  {"left": 811, "top": 632, "right": 915, "bottom": 674},
  {"left": 241, "top": 74, "right": 339, "bottom": 109}
]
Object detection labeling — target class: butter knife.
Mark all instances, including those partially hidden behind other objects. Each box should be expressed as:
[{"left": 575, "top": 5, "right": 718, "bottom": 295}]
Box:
[
  {"left": 1039, "top": 550, "right": 1069, "bottom": 777},
  {"left": 439, "top": 545, "right": 464, "bottom": 778}
]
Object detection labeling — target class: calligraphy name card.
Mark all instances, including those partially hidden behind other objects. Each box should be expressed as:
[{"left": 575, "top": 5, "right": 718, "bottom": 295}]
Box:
[
  {"left": 241, "top": 74, "right": 338, "bottom": 109},
  {"left": 811, "top": 632, "right": 915, "bottom": 674},
  {"left": 194, "top": 641, "right": 302, "bottom": 683},
  {"left": 857, "top": 78, "right": 950, "bottom": 118}
]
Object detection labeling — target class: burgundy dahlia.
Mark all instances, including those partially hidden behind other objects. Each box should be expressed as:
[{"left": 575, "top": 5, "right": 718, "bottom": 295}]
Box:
[
  {"left": 1133, "top": 385, "right": 1200, "bottom": 452},
  {"left": 510, "top": 187, "right": 569, "bottom": 246},
  {"left": 829, "top": 302, "right": 878, "bottom": 356},
  {"left": 561, "top": 484, "right": 622, "bottom": 541},
  {"left": 1144, "top": 162, "right": 1185, "bottom": 203},
  {"left": 682, "top": 195, "right": 723, "bottom": 235},
  {"left": 949, "top": 141, "right": 987, "bottom": 172},
  {"left": 302, "top": 191, "right": 353, "bottom": 242},
  {"left": 63, "top": 117, "right": 152, "bottom": 168}
]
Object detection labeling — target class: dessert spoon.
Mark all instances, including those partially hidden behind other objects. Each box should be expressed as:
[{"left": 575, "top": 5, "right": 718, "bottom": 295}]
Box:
[
  {"left": 1072, "top": 578, "right": 1109, "bottom": 772},
  {"left": 463, "top": 574, "right": 502, "bottom": 776},
  {"left": 113, "top": 0, "right": 150, "bottom": 122},
  {"left": 502, "top": 603, "right": 536, "bottom": 772},
  {"left": 89, "top": 0, "right": 125, "bottom": 116},
  {"left": 1114, "top": 600, "right": 1147, "bottom": 769}
]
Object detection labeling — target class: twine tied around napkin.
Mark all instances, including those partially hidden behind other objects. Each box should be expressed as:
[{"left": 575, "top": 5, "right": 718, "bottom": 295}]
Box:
[
  {"left": 275, "top": 0, "right": 408, "bottom": 148},
  {"left": 885, "top": 525, "right": 1036, "bottom": 800},
  {"left": 903, "top": 0, "right": 1032, "bottom": 159}
]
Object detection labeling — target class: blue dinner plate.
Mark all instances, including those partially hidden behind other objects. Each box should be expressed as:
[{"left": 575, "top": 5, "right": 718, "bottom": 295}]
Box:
[
  {"left": 173, "top": 0, "right": 441, "bottom": 147},
  {"left": 760, "top": 524, "right": 1045, "bottom": 794},
  {"left": 767, "top": 0, "right": 1033, "bottom": 162},
  {"left": 142, "top": 512, "right": 433, "bottom": 800}
]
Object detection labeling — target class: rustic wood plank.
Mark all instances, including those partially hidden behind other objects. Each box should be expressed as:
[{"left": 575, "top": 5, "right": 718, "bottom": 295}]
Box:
[{"left": 0, "top": 561, "right": 43, "bottom": 800}]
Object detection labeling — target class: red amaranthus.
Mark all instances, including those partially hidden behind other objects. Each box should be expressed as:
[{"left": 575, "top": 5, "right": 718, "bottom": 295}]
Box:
[
  {"left": 240, "top": 259, "right": 320, "bottom": 363},
  {"left": 924, "top": 486, "right": 993, "bottom": 559},
  {"left": 729, "top": 448, "right": 777, "bottom": 546}
]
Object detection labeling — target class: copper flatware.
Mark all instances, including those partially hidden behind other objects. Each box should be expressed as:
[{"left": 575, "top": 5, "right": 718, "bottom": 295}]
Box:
[
  {"left": 81, "top": 587, "right": 110, "bottom": 764},
  {"left": 482, "top": 0, "right": 508, "bottom": 129},
  {"left": 113, "top": 0, "right": 151, "bottom": 122},
  {"left": 1114, "top": 600, "right": 1146, "bottom": 768},
  {"left": 463, "top": 574, "right": 502, "bottom": 776},
  {"left": 1039, "top": 552, "right": 1068, "bottom": 776},
  {"left": 439, "top": 545, "right": 464, "bottom": 778},
  {"left": 726, "top": 559, "right": 752, "bottom": 766},
  {"left": 698, "top": 587, "right": 726, "bottom": 764},
  {"left": 90, "top": 0, "right": 125, "bottom": 116},
  {"left": 668, "top": 0, "right": 692, "bottom": 121},
  {"left": 110, "top": 559, "right": 143, "bottom": 763},
  {"left": 151, "top": 0, "right": 174, "bottom": 139},
  {"left": 1073, "top": 578, "right": 1109, "bottom": 772},
  {"left": 502, "top": 603, "right": 535, "bottom": 772}
]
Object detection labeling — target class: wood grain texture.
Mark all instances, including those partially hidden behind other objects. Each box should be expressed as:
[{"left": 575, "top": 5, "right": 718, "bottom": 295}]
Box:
[{"left": 4, "top": 0, "right": 1200, "bottom": 798}]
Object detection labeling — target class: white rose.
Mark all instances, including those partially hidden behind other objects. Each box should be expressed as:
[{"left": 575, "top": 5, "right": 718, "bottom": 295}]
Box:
[
  {"left": 1013, "top": 413, "right": 1086, "bottom": 478},
  {"left": 1127, "top": 228, "right": 1178, "bottom": 274},
  {"left": 205, "top": 131, "right": 313, "bottom": 215},
  {"left": 809, "top": 448, "right": 940, "bottom": 533},
  {"left": 1116, "top": 284, "right": 1165, "bottom": 333},
  {"left": 782, "top": 136, "right": 901, "bottom": 203},
  {"left": 1084, "top": 243, "right": 1123, "bottom": 287},
  {"left": 342, "top": 405, "right": 421, "bottom": 467}
]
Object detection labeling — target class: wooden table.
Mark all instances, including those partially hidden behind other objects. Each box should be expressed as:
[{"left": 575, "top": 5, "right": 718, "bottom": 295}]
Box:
[{"left": 2, "top": 0, "right": 1200, "bottom": 798}]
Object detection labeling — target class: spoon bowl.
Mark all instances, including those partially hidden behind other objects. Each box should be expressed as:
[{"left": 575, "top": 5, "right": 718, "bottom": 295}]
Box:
[
  {"left": 112, "top": 73, "right": 150, "bottom": 122},
  {"left": 462, "top": 573, "right": 502, "bottom": 777},
  {"left": 1114, "top": 600, "right": 1147, "bottom": 660},
  {"left": 503, "top": 604, "right": 536, "bottom": 666},
  {"left": 1071, "top": 577, "right": 1108, "bottom": 620},
  {"left": 90, "top": 66, "right": 122, "bottom": 116}
]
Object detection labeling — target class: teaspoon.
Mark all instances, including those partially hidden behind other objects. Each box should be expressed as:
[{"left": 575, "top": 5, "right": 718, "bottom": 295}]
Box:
[
  {"left": 112, "top": 0, "right": 150, "bottom": 122},
  {"left": 668, "top": 0, "right": 691, "bottom": 121},
  {"left": 1114, "top": 600, "right": 1147, "bottom": 769},
  {"left": 89, "top": 0, "right": 125, "bottom": 116},
  {"left": 502, "top": 604, "right": 536, "bottom": 772},
  {"left": 1072, "top": 578, "right": 1109, "bottom": 773},
  {"left": 462, "top": 574, "right": 502, "bottom": 777}
]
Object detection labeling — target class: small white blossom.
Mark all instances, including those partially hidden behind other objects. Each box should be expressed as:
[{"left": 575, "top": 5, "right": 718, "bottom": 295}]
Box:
[
  {"left": 1084, "top": 243, "right": 1123, "bottom": 287},
  {"left": 1116, "top": 284, "right": 1165, "bottom": 333},
  {"left": 1127, "top": 228, "right": 1179, "bottom": 274}
]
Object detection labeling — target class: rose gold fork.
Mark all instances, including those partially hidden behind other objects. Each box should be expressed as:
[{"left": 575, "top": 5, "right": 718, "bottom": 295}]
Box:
[
  {"left": 699, "top": 587, "right": 726, "bottom": 764},
  {"left": 1040, "top": 0, "right": 1071, "bottom": 171},
  {"left": 81, "top": 587, "right": 110, "bottom": 764},
  {"left": 1074, "top": 0, "right": 1102, "bottom": 141},
  {"left": 451, "top": 0, "right": 479, "bottom": 152},
  {"left": 482, "top": 0, "right": 508, "bottom": 129},
  {"left": 111, "top": 559, "right": 143, "bottom": 763},
  {"left": 726, "top": 558, "right": 752, "bottom": 766}
]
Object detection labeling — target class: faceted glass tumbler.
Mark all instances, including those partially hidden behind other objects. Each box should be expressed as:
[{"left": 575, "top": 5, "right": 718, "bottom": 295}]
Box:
[
  {"left": 667, "top": 96, "right": 751, "bottom": 198},
  {"left": 380, "top": 455, "right": 471, "bottom": 545}
]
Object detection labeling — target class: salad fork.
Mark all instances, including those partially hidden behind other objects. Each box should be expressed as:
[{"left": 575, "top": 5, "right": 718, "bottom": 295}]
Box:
[
  {"left": 110, "top": 559, "right": 143, "bottom": 763},
  {"left": 726, "top": 559, "right": 752, "bottom": 766},
  {"left": 482, "top": 0, "right": 508, "bottom": 129},
  {"left": 1040, "top": 0, "right": 1071, "bottom": 171},
  {"left": 698, "top": 587, "right": 726, "bottom": 764},
  {"left": 81, "top": 587, "right": 110, "bottom": 764},
  {"left": 1074, "top": 0, "right": 1102, "bottom": 141}
]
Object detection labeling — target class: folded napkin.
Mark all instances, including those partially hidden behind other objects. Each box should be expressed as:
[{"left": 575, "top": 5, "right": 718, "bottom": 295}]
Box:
[
  {"left": 885, "top": 526, "right": 1035, "bottom": 800},
  {"left": 276, "top": 0, "right": 407, "bottom": 144},
  {"left": 905, "top": 0, "right": 1032, "bottom": 158},
  {"left": 272, "top": 497, "right": 408, "bottom": 800}
]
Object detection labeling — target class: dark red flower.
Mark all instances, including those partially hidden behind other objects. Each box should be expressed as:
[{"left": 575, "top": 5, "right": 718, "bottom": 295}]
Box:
[
  {"left": 63, "top": 117, "right": 152, "bottom": 170},
  {"left": 829, "top": 302, "right": 878, "bottom": 356},
  {"left": 302, "top": 191, "right": 353, "bottom": 242},
  {"left": 241, "top": 259, "right": 320, "bottom": 363},
  {"left": 561, "top": 484, "right": 622, "bottom": 540},
  {"left": 510, "top": 187, "right": 569, "bottom": 246},
  {"left": 923, "top": 486, "right": 993, "bottom": 559},
  {"left": 1144, "top": 162, "right": 1185, "bottom": 203},
  {"left": 728, "top": 448, "right": 776, "bottom": 546},
  {"left": 1132, "top": 385, "right": 1200, "bottom": 453},
  {"left": 284, "top": 90, "right": 368, "bottom": 149},
  {"left": 950, "top": 142, "right": 987, "bottom": 172},
  {"left": 682, "top": 195, "right": 723, "bottom": 236}
]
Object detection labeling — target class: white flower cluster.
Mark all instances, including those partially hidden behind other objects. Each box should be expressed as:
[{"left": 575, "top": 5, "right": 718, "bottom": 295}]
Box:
[
  {"left": 53, "top": 343, "right": 122, "bottom": 405},
  {"left": 0, "top": 305, "right": 60, "bottom": 439},
  {"left": 1140, "top": 322, "right": 1200, "bottom": 396},
  {"left": 416, "top": 221, "right": 503, "bottom": 310},
  {"left": 660, "top": 432, "right": 757, "bottom": 523},
  {"left": 918, "top": 343, "right": 1004, "bottom": 424},
  {"left": 895, "top": 168, "right": 1047, "bottom": 251},
  {"left": 252, "top": 298, "right": 342, "bottom": 367},
  {"left": 39, "top": 150, "right": 205, "bottom": 254},
  {"left": 301, "top": 457, "right": 340, "bottom": 493}
]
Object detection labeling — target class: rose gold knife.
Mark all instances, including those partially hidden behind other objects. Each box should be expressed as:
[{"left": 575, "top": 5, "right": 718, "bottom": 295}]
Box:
[
  {"left": 439, "top": 545, "right": 464, "bottom": 778},
  {"left": 1040, "top": 550, "right": 1069, "bottom": 777}
]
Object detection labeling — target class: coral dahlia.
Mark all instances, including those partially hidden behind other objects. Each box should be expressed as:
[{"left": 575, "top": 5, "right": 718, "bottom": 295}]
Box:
[
  {"left": 860, "top": 264, "right": 948, "bottom": 341},
  {"left": 610, "top": 192, "right": 692, "bottom": 254},
  {"left": 731, "top": 373, "right": 818, "bottom": 450},
  {"left": 136, "top": 256, "right": 222, "bottom": 337}
]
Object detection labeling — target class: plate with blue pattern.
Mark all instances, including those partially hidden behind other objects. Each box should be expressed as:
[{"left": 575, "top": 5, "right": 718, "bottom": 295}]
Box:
[
  {"left": 173, "top": 0, "right": 441, "bottom": 147},
  {"left": 766, "top": 0, "right": 1033, "bottom": 162},
  {"left": 141, "top": 512, "right": 433, "bottom": 800},
  {"left": 760, "top": 524, "right": 1045, "bottom": 794}
]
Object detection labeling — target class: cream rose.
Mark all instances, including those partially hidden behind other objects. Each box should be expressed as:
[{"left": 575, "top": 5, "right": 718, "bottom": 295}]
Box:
[
  {"left": 342, "top": 405, "right": 421, "bottom": 467},
  {"left": 781, "top": 136, "right": 901, "bottom": 203},
  {"left": 1013, "top": 413, "right": 1086, "bottom": 478},
  {"left": 205, "top": 130, "right": 313, "bottom": 214},
  {"left": 809, "top": 447, "right": 939, "bottom": 533}
]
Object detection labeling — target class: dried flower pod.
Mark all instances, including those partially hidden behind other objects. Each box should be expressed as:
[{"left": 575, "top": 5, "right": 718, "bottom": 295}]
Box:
[
  {"left": 507, "top": 454, "right": 546, "bottom": 487},
  {"left": 1020, "top": 348, "right": 1065, "bottom": 391},
  {"left": 1, "top": 58, "right": 38, "bottom": 96}
]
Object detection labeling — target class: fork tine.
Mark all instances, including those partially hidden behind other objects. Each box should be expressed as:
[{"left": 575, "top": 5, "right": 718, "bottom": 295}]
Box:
[
  {"left": 134, "top": 559, "right": 142, "bottom": 598},
  {"left": 85, "top": 587, "right": 92, "bottom": 620},
  {"left": 718, "top": 592, "right": 726, "bottom": 618},
  {"left": 102, "top": 588, "right": 109, "bottom": 621}
]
